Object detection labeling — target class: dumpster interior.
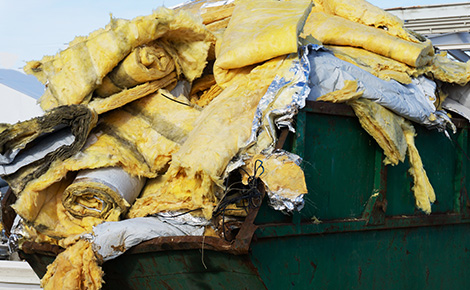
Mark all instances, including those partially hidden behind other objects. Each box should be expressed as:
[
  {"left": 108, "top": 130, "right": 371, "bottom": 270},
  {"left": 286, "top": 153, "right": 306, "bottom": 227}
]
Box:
[{"left": 1, "top": 0, "right": 470, "bottom": 289}]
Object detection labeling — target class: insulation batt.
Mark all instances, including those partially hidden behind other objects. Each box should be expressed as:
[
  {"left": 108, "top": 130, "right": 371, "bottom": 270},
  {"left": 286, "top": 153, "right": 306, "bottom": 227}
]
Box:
[
  {"left": 12, "top": 90, "right": 202, "bottom": 238},
  {"left": 301, "top": 12, "right": 434, "bottom": 68},
  {"left": 129, "top": 55, "right": 298, "bottom": 219},
  {"left": 215, "top": 0, "right": 312, "bottom": 70},
  {"left": 325, "top": 45, "right": 416, "bottom": 84},
  {"left": 94, "top": 43, "right": 175, "bottom": 98},
  {"left": 315, "top": 0, "right": 421, "bottom": 43},
  {"left": 25, "top": 7, "right": 213, "bottom": 111}
]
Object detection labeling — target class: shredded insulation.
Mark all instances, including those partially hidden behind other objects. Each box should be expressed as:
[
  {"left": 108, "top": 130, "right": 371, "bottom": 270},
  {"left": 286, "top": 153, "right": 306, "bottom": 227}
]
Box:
[
  {"left": 41, "top": 240, "right": 103, "bottom": 290},
  {"left": 349, "top": 98, "right": 435, "bottom": 213},
  {"left": 5, "top": 0, "right": 470, "bottom": 289},
  {"left": 402, "top": 122, "right": 436, "bottom": 214},
  {"left": 25, "top": 7, "right": 212, "bottom": 111},
  {"left": 350, "top": 98, "right": 407, "bottom": 166},
  {"left": 129, "top": 55, "right": 297, "bottom": 219}
]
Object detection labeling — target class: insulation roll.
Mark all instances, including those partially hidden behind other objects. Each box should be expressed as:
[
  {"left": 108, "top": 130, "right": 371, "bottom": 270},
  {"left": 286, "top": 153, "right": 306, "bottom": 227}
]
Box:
[
  {"left": 302, "top": 12, "right": 434, "bottom": 67},
  {"left": 95, "top": 43, "right": 176, "bottom": 98},
  {"left": 0, "top": 105, "right": 97, "bottom": 193},
  {"left": 62, "top": 167, "right": 146, "bottom": 219}
]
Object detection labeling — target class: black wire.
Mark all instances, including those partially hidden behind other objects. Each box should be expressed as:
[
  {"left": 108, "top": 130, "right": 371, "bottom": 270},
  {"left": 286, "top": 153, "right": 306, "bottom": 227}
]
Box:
[
  {"left": 213, "top": 160, "right": 265, "bottom": 240},
  {"left": 161, "top": 92, "right": 192, "bottom": 107}
]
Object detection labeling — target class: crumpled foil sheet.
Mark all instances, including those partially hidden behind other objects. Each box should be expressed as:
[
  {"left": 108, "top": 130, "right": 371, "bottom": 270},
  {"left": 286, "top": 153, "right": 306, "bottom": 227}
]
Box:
[
  {"left": 83, "top": 213, "right": 210, "bottom": 261},
  {"left": 306, "top": 44, "right": 455, "bottom": 132},
  {"left": 8, "top": 215, "right": 27, "bottom": 253},
  {"left": 225, "top": 48, "right": 311, "bottom": 213}
]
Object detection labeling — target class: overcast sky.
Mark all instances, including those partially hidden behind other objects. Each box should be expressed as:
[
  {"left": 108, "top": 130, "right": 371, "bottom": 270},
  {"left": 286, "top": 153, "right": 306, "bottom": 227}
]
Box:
[{"left": 1, "top": 0, "right": 469, "bottom": 71}]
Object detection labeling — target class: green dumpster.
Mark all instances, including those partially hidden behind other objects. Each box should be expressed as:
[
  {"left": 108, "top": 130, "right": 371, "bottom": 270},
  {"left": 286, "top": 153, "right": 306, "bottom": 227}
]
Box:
[{"left": 9, "top": 100, "right": 470, "bottom": 289}]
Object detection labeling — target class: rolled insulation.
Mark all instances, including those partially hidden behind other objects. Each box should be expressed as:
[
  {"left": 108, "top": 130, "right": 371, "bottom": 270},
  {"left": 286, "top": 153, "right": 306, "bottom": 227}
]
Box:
[
  {"left": 10, "top": 91, "right": 199, "bottom": 237},
  {"left": 301, "top": 12, "right": 434, "bottom": 67},
  {"left": 315, "top": 0, "right": 422, "bottom": 43},
  {"left": 94, "top": 43, "right": 175, "bottom": 97},
  {"left": 63, "top": 167, "right": 146, "bottom": 219},
  {"left": 88, "top": 72, "right": 177, "bottom": 114},
  {"left": 25, "top": 7, "right": 212, "bottom": 111},
  {"left": 0, "top": 105, "right": 97, "bottom": 194}
]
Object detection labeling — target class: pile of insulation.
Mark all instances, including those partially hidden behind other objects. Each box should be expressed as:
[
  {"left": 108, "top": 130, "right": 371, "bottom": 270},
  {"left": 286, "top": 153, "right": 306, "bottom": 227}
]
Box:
[{"left": 1, "top": 0, "right": 470, "bottom": 289}]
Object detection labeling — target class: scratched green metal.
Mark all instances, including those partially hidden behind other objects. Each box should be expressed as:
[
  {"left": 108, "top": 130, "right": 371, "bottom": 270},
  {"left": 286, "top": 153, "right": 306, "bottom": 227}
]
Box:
[
  {"left": 101, "top": 250, "right": 266, "bottom": 289},
  {"left": 290, "top": 111, "right": 379, "bottom": 221},
  {"left": 386, "top": 126, "right": 459, "bottom": 216},
  {"left": 250, "top": 223, "right": 470, "bottom": 290},
  {"left": 21, "top": 249, "right": 267, "bottom": 289}
]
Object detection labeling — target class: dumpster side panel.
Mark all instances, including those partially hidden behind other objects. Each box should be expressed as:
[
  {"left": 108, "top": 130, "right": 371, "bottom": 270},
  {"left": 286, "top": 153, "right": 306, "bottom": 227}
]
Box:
[{"left": 251, "top": 223, "right": 470, "bottom": 290}]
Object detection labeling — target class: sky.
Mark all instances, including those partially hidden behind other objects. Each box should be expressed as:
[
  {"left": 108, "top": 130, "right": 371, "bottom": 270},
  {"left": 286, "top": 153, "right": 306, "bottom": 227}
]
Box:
[{"left": 0, "top": 0, "right": 469, "bottom": 71}]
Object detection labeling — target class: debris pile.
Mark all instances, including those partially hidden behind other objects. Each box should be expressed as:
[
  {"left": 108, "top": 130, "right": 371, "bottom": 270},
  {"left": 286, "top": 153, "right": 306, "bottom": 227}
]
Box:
[{"left": 1, "top": 0, "right": 470, "bottom": 289}]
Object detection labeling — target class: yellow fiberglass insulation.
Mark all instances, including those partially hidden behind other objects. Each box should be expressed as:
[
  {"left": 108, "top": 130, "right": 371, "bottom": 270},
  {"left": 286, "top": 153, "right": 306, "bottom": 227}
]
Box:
[
  {"left": 41, "top": 240, "right": 103, "bottom": 290},
  {"left": 24, "top": 7, "right": 212, "bottom": 111},
  {"left": 301, "top": 12, "right": 434, "bottom": 68},
  {"left": 316, "top": 80, "right": 363, "bottom": 103},
  {"left": 215, "top": 0, "right": 312, "bottom": 70},
  {"left": 125, "top": 90, "right": 201, "bottom": 145},
  {"left": 349, "top": 98, "right": 407, "bottom": 166},
  {"left": 128, "top": 55, "right": 297, "bottom": 219},
  {"left": 402, "top": 121, "right": 436, "bottom": 214},
  {"left": 315, "top": 0, "right": 421, "bottom": 43},
  {"left": 418, "top": 52, "right": 470, "bottom": 86},
  {"left": 242, "top": 153, "right": 308, "bottom": 203},
  {"left": 325, "top": 45, "right": 416, "bottom": 84},
  {"left": 349, "top": 98, "right": 436, "bottom": 213},
  {"left": 175, "top": 0, "right": 235, "bottom": 26},
  {"left": 12, "top": 91, "right": 202, "bottom": 237},
  {"left": 94, "top": 43, "right": 176, "bottom": 98}
]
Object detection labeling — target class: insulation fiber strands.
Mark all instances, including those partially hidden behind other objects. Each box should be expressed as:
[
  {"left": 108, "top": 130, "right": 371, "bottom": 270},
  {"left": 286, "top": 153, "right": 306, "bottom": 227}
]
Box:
[
  {"left": 349, "top": 98, "right": 436, "bottom": 214},
  {"left": 129, "top": 55, "right": 297, "bottom": 219},
  {"left": 40, "top": 240, "right": 103, "bottom": 290},
  {"left": 25, "top": 7, "right": 213, "bottom": 111},
  {"left": 402, "top": 122, "right": 436, "bottom": 214},
  {"left": 302, "top": 12, "right": 434, "bottom": 67},
  {"left": 350, "top": 98, "right": 407, "bottom": 166}
]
